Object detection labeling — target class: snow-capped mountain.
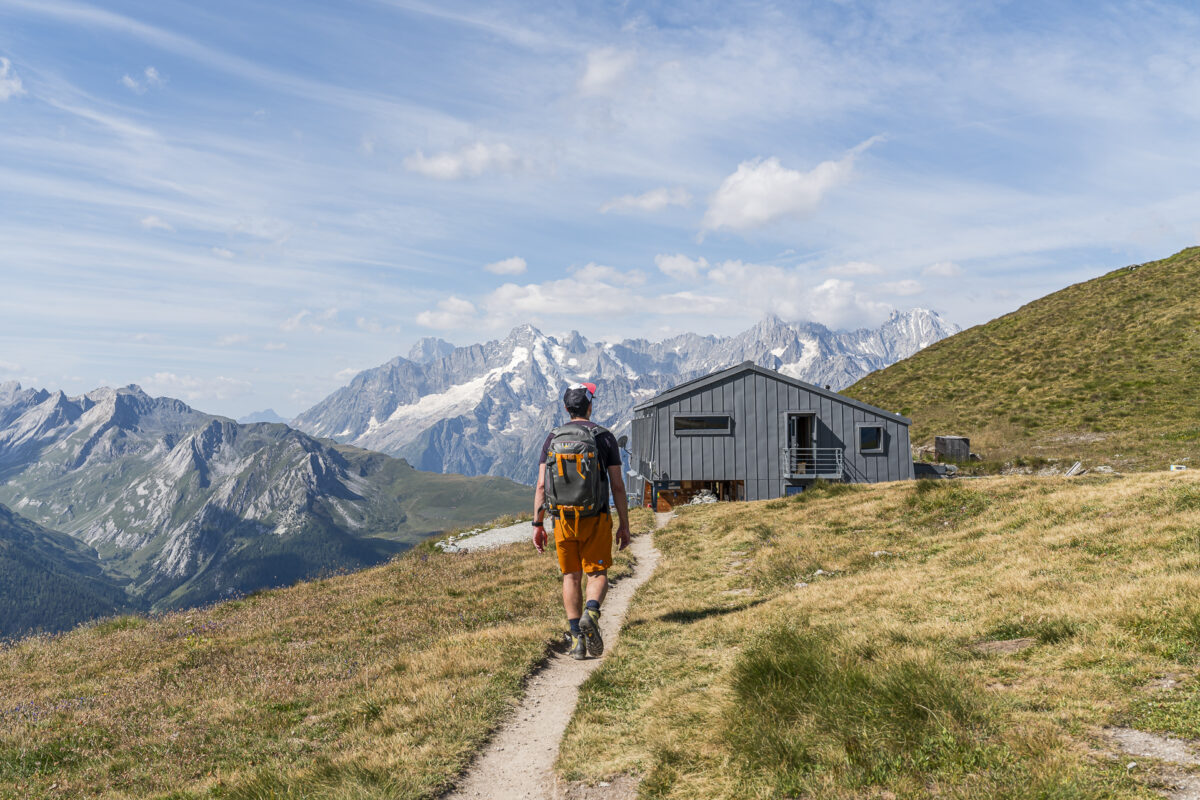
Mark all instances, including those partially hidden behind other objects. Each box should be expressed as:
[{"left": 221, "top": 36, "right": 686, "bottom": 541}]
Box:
[
  {"left": 292, "top": 309, "right": 960, "bottom": 484},
  {"left": 0, "top": 382, "right": 528, "bottom": 613}
]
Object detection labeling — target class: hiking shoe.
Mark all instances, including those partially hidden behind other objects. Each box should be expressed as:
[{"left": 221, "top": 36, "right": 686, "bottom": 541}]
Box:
[
  {"left": 567, "top": 631, "right": 587, "bottom": 660},
  {"left": 579, "top": 609, "right": 603, "bottom": 657}
]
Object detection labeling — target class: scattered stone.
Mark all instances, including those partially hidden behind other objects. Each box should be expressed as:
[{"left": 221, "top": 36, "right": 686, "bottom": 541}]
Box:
[
  {"left": 1146, "top": 674, "right": 1187, "bottom": 691},
  {"left": 970, "top": 637, "right": 1037, "bottom": 655},
  {"left": 1107, "top": 727, "right": 1200, "bottom": 765},
  {"left": 1094, "top": 465, "right": 1115, "bottom": 474},
  {"left": 871, "top": 550, "right": 893, "bottom": 558},
  {"left": 794, "top": 582, "right": 809, "bottom": 589}
]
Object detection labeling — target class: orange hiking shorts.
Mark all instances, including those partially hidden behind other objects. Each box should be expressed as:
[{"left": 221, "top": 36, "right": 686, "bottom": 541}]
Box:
[{"left": 554, "top": 512, "right": 613, "bottom": 575}]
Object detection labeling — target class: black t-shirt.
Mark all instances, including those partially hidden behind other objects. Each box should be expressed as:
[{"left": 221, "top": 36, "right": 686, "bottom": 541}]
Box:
[{"left": 540, "top": 420, "right": 622, "bottom": 509}]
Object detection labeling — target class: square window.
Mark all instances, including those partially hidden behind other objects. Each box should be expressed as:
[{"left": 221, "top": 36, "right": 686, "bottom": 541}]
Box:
[{"left": 858, "top": 425, "right": 884, "bottom": 453}]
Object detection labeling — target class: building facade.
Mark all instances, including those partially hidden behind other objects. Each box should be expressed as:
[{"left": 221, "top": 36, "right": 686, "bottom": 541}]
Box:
[{"left": 630, "top": 361, "right": 913, "bottom": 506}]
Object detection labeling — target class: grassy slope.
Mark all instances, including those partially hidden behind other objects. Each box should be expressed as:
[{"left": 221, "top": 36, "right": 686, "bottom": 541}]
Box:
[
  {"left": 560, "top": 476, "right": 1200, "bottom": 799},
  {"left": 843, "top": 246, "right": 1200, "bottom": 471},
  {"left": 0, "top": 509, "right": 653, "bottom": 800}
]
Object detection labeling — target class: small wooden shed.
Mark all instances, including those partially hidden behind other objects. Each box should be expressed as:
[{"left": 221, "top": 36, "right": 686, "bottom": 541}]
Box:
[{"left": 630, "top": 361, "right": 913, "bottom": 507}]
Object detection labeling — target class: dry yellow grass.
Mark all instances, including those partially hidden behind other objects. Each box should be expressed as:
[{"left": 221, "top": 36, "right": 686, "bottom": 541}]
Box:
[
  {"left": 0, "top": 508, "right": 653, "bottom": 799},
  {"left": 560, "top": 474, "right": 1200, "bottom": 798}
]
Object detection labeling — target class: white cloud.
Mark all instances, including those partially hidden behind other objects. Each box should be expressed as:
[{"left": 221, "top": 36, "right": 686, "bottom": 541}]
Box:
[
  {"left": 601, "top": 187, "right": 692, "bottom": 214},
  {"left": 211, "top": 247, "right": 234, "bottom": 259},
  {"left": 334, "top": 367, "right": 361, "bottom": 382},
  {"left": 479, "top": 264, "right": 645, "bottom": 324},
  {"left": 416, "top": 296, "right": 476, "bottom": 328},
  {"left": 578, "top": 48, "right": 636, "bottom": 96},
  {"left": 264, "top": 341, "right": 287, "bottom": 351},
  {"left": 879, "top": 279, "right": 923, "bottom": 296},
  {"left": 403, "top": 142, "right": 524, "bottom": 180},
  {"left": 360, "top": 136, "right": 375, "bottom": 156},
  {"left": 484, "top": 256, "right": 527, "bottom": 275},
  {"left": 141, "top": 372, "right": 251, "bottom": 403},
  {"left": 655, "top": 253, "right": 709, "bottom": 279},
  {"left": 139, "top": 215, "right": 173, "bottom": 231},
  {"left": 215, "top": 333, "right": 249, "bottom": 346},
  {"left": 701, "top": 137, "right": 884, "bottom": 235},
  {"left": 0, "top": 58, "right": 24, "bottom": 101},
  {"left": 121, "top": 66, "right": 164, "bottom": 94},
  {"left": 280, "top": 309, "right": 325, "bottom": 333},
  {"left": 923, "top": 261, "right": 964, "bottom": 278},
  {"left": 0, "top": 359, "right": 22, "bottom": 372},
  {"left": 828, "top": 261, "right": 884, "bottom": 277},
  {"left": 704, "top": 261, "right": 892, "bottom": 329}
]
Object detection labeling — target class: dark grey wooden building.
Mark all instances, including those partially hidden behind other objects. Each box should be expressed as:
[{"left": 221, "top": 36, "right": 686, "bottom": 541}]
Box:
[{"left": 630, "top": 361, "right": 913, "bottom": 507}]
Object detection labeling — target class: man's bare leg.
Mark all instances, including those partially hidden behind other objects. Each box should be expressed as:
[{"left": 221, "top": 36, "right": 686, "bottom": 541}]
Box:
[
  {"left": 584, "top": 571, "right": 608, "bottom": 606},
  {"left": 562, "top": 571, "right": 583, "bottom": 619}
]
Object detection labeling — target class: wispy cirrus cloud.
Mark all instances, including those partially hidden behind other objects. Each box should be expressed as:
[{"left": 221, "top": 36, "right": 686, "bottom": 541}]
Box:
[
  {"left": 139, "top": 215, "right": 173, "bottom": 231},
  {"left": 923, "top": 261, "right": 964, "bottom": 278},
  {"left": 0, "top": 58, "right": 24, "bottom": 101},
  {"left": 141, "top": 372, "right": 251, "bottom": 403},
  {"left": 484, "top": 256, "right": 527, "bottom": 275},
  {"left": 601, "top": 186, "right": 691, "bottom": 214},
  {"left": 121, "top": 65, "right": 165, "bottom": 94},
  {"left": 403, "top": 142, "right": 525, "bottom": 179},
  {"left": 578, "top": 47, "right": 635, "bottom": 96}
]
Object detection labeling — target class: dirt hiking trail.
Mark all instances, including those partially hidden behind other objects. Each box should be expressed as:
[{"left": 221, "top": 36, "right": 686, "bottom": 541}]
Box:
[{"left": 444, "top": 513, "right": 669, "bottom": 800}]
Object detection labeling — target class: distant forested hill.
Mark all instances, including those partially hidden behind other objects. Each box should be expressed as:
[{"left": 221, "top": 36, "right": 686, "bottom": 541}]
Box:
[{"left": 0, "top": 504, "right": 131, "bottom": 637}]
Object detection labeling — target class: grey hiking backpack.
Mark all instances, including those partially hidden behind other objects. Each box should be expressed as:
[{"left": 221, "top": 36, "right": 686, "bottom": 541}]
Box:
[{"left": 544, "top": 422, "right": 609, "bottom": 524}]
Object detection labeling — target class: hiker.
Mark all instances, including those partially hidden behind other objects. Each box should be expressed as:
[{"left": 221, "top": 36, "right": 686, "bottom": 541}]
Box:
[{"left": 532, "top": 382, "right": 631, "bottom": 660}]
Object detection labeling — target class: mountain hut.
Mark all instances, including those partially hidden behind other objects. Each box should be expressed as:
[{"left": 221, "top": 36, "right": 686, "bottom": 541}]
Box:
[{"left": 629, "top": 361, "right": 913, "bottom": 508}]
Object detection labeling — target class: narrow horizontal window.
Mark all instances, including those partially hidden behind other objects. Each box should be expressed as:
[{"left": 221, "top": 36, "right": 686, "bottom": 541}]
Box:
[
  {"left": 674, "top": 414, "right": 732, "bottom": 435},
  {"left": 858, "top": 425, "right": 884, "bottom": 453}
]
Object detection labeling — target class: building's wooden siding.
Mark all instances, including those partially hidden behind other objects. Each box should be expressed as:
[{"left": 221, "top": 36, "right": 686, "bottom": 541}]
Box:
[{"left": 633, "top": 366, "right": 913, "bottom": 502}]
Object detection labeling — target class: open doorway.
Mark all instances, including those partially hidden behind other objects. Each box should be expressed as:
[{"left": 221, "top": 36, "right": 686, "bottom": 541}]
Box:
[
  {"left": 651, "top": 480, "right": 745, "bottom": 510},
  {"left": 785, "top": 413, "right": 815, "bottom": 476},
  {"left": 787, "top": 413, "right": 814, "bottom": 449}
]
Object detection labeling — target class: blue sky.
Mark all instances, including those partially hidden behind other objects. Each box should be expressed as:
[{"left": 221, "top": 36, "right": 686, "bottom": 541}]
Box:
[{"left": 1, "top": 0, "right": 1198, "bottom": 417}]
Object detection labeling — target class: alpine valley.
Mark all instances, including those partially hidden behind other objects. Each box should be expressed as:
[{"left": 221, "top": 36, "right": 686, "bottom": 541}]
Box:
[
  {"left": 0, "top": 382, "right": 529, "bottom": 634},
  {"left": 293, "top": 309, "right": 959, "bottom": 484}
]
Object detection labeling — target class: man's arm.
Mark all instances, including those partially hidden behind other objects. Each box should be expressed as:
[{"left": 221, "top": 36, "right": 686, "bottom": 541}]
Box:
[
  {"left": 608, "top": 464, "right": 631, "bottom": 551},
  {"left": 532, "top": 463, "right": 548, "bottom": 553}
]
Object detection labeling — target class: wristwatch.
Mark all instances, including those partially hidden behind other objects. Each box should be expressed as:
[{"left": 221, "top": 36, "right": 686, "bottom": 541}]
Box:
[{"left": 531, "top": 519, "right": 544, "bottom": 527}]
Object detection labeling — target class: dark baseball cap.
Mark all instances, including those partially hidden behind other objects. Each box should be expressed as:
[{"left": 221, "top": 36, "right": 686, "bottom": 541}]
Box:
[{"left": 563, "top": 382, "right": 597, "bottom": 408}]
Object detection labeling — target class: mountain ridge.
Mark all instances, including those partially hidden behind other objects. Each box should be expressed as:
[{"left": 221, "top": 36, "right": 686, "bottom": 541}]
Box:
[
  {"left": 0, "top": 383, "right": 529, "bottom": 614},
  {"left": 293, "top": 309, "right": 960, "bottom": 483}
]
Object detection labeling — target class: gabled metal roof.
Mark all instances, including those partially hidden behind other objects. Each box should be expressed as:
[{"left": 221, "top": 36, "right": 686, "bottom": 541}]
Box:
[{"left": 633, "top": 360, "right": 912, "bottom": 425}]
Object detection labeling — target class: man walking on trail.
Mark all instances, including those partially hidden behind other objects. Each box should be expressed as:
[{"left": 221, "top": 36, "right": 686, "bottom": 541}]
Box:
[{"left": 532, "top": 382, "right": 631, "bottom": 660}]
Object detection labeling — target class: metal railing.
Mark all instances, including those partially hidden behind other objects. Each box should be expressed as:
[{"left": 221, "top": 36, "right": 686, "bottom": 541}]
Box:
[{"left": 781, "top": 447, "right": 844, "bottom": 479}]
